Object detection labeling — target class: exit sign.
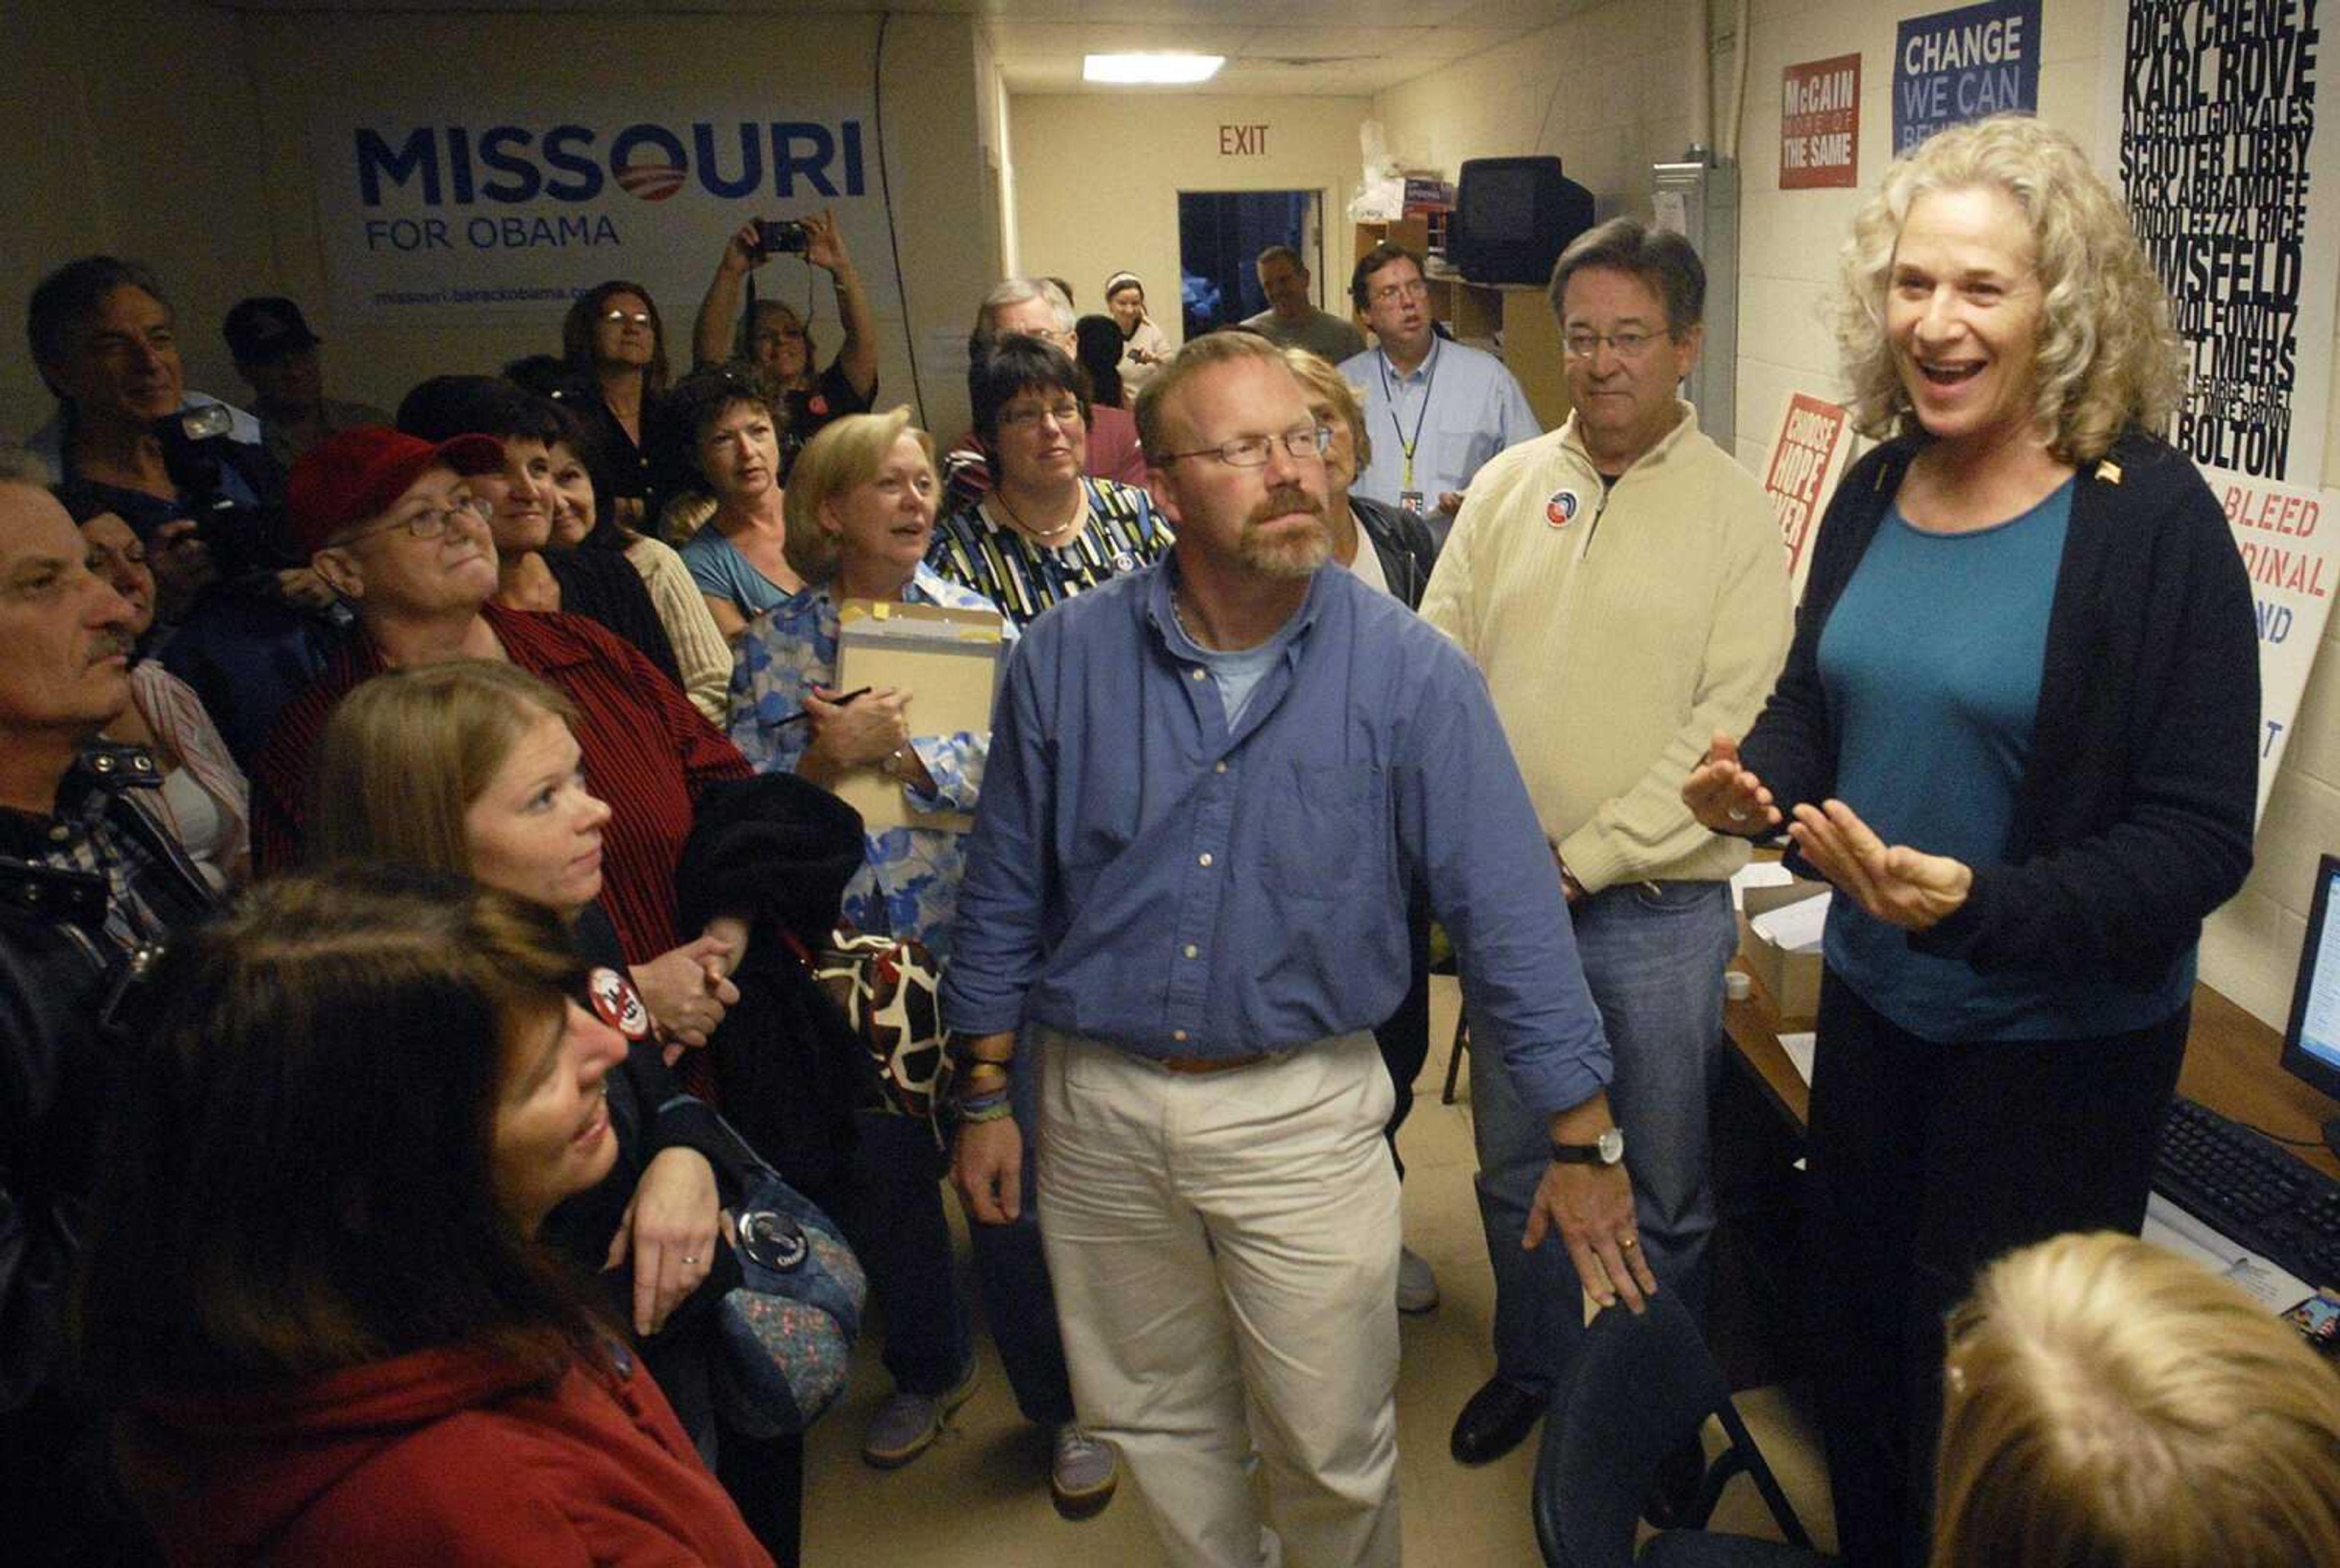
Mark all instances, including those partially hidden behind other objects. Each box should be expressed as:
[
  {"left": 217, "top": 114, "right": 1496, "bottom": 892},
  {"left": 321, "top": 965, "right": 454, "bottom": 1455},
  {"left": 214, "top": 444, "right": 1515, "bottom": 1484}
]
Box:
[{"left": 1218, "top": 123, "right": 1269, "bottom": 155}]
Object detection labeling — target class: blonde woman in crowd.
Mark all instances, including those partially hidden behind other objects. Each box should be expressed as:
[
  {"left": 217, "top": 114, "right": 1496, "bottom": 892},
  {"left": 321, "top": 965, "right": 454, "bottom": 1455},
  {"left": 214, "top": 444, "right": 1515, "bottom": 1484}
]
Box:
[{"left": 1933, "top": 1231, "right": 2340, "bottom": 1567}]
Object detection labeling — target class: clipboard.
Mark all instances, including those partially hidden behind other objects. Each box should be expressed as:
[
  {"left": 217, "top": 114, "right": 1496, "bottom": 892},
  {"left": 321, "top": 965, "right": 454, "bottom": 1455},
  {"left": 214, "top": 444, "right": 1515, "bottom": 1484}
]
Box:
[{"left": 834, "top": 598, "right": 1007, "bottom": 833}]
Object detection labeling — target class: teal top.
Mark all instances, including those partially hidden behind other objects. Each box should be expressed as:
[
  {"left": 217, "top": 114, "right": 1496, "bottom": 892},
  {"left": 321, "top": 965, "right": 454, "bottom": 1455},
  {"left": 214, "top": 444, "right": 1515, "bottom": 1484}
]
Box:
[{"left": 1817, "top": 480, "right": 2193, "bottom": 1041}]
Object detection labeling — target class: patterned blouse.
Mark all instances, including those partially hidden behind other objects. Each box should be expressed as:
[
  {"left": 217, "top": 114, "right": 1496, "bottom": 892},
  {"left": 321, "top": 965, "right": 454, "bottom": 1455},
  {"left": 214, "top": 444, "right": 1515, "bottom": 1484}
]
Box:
[
  {"left": 727, "top": 566, "right": 1017, "bottom": 962},
  {"left": 925, "top": 477, "right": 1171, "bottom": 628}
]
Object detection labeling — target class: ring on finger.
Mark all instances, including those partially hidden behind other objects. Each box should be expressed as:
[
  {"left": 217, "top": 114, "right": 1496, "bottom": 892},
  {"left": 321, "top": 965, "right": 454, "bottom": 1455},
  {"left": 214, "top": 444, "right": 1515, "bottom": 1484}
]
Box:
[
  {"left": 1620, "top": 1235, "right": 1639, "bottom": 1250},
  {"left": 682, "top": 1254, "right": 701, "bottom": 1265}
]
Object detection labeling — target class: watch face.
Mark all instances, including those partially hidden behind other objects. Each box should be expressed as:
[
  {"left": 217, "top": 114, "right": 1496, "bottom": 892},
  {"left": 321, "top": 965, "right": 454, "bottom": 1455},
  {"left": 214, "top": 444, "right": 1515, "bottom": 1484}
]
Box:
[{"left": 1597, "top": 1126, "right": 1626, "bottom": 1164}]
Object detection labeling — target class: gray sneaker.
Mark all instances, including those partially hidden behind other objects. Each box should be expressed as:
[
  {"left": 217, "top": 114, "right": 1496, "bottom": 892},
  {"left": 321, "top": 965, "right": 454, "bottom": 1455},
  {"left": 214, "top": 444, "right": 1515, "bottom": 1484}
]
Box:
[
  {"left": 1397, "top": 1245, "right": 1440, "bottom": 1314},
  {"left": 1049, "top": 1423, "right": 1119, "bottom": 1519},
  {"left": 861, "top": 1362, "right": 980, "bottom": 1469}
]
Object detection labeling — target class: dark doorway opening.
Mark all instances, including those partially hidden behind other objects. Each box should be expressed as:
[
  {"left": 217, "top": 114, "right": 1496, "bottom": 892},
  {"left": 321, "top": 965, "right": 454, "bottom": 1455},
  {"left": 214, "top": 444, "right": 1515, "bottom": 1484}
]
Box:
[{"left": 1176, "top": 190, "right": 1325, "bottom": 339}]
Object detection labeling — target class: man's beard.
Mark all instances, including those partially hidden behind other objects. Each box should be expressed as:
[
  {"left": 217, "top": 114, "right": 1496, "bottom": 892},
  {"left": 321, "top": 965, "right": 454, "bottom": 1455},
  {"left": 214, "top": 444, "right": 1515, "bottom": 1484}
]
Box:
[{"left": 1238, "top": 484, "right": 1331, "bottom": 580}]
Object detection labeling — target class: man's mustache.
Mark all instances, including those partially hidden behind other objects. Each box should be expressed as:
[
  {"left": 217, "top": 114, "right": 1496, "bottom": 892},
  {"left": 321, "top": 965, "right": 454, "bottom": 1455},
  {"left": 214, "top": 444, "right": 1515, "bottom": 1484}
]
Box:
[{"left": 1248, "top": 486, "right": 1323, "bottom": 528}]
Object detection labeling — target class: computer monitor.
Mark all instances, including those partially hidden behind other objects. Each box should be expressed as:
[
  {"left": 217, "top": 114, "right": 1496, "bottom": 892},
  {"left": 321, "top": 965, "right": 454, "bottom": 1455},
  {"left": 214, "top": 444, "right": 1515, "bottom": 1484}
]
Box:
[{"left": 2278, "top": 851, "right": 2340, "bottom": 1156}]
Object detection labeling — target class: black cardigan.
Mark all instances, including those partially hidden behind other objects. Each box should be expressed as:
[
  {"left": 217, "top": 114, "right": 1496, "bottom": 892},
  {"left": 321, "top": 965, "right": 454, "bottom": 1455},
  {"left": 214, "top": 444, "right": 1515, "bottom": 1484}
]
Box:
[
  {"left": 545, "top": 547, "right": 684, "bottom": 691},
  {"left": 1736, "top": 427, "right": 2258, "bottom": 985}
]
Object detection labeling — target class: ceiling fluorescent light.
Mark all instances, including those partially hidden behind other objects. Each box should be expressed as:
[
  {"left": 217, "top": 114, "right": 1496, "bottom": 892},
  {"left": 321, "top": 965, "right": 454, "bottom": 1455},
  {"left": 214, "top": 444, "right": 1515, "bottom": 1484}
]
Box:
[{"left": 1084, "top": 53, "right": 1225, "bottom": 85}]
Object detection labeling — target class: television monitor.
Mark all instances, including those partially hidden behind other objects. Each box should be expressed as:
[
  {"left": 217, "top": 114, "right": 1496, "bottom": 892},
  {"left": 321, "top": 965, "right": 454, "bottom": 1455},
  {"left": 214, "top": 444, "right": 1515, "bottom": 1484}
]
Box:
[
  {"left": 2278, "top": 852, "right": 2340, "bottom": 1155},
  {"left": 1450, "top": 156, "right": 1595, "bottom": 287}
]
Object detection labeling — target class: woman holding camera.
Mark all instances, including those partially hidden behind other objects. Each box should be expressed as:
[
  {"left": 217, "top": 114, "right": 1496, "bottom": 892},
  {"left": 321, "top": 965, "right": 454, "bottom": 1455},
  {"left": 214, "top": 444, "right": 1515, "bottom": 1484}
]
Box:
[
  {"left": 693, "top": 211, "right": 879, "bottom": 472},
  {"left": 79, "top": 868, "right": 772, "bottom": 1565}
]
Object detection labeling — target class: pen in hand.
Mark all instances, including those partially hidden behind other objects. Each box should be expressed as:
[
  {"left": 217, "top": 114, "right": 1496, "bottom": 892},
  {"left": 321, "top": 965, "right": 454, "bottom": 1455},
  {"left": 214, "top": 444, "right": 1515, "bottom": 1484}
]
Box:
[{"left": 775, "top": 685, "right": 872, "bottom": 727}]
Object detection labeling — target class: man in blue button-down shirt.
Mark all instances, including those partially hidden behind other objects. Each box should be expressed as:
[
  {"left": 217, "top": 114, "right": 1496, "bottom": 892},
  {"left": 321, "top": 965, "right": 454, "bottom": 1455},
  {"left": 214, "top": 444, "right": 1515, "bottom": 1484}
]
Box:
[
  {"left": 945, "top": 333, "right": 1645, "bottom": 1568},
  {"left": 1339, "top": 242, "right": 1541, "bottom": 547}
]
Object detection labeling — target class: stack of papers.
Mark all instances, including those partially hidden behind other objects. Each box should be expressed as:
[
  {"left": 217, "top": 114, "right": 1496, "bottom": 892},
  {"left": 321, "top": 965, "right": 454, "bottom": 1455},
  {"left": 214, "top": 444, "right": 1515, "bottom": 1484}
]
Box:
[
  {"left": 2143, "top": 1193, "right": 2311, "bottom": 1314},
  {"left": 1728, "top": 857, "right": 1797, "bottom": 910},
  {"left": 1749, "top": 892, "right": 1831, "bottom": 952}
]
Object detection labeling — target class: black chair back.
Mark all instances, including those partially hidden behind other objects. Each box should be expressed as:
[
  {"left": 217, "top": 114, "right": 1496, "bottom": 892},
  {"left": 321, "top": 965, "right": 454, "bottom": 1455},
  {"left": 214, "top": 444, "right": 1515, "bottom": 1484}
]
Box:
[{"left": 1532, "top": 1290, "right": 1818, "bottom": 1567}]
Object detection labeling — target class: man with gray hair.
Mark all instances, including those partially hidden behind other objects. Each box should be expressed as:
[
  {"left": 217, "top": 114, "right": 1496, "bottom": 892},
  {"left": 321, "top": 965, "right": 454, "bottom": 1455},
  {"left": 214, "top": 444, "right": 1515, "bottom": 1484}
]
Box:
[
  {"left": 946, "top": 278, "right": 1147, "bottom": 511},
  {"left": 0, "top": 447, "right": 216, "bottom": 1556},
  {"left": 1241, "top": 245, "right": 1366, "bottom": 363},
  {"left": 946, "top": 332, "right": 1635, "bottom": 1567},
  {"left": 1420, "top": 217, "right": 1793, "bottom": 1469}
]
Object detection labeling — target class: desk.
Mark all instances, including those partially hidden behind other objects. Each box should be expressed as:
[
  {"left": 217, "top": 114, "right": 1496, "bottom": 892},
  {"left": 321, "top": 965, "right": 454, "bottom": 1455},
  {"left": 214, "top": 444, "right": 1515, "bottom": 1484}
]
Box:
[
  {"left": 1708, "top": 964, "right": 2340, "bottom": 1385},
  {"left": 1722, "top": 965, "right": 2340, "bottom": 1183}
]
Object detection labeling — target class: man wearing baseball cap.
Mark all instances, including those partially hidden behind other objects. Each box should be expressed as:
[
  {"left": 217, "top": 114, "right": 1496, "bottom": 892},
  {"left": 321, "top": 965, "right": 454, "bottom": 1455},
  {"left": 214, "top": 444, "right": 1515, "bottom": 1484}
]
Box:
[{"left": 223, "top": 297, "right": 389, "bottom": 470}]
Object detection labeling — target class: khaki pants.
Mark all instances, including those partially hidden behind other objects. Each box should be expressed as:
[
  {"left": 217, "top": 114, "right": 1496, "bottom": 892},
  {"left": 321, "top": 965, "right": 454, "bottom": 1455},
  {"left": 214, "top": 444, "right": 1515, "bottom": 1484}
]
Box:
[{"left": 1035, "top": 1029, "right": 1403, "bottom": 1568}]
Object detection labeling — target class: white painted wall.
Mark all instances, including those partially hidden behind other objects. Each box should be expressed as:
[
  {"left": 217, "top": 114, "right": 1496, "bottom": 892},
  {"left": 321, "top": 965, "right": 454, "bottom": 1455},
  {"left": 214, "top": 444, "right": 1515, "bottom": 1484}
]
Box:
[
  {"left": 4, "top": 2, "right": 275, "bottom": 435},
  {"left": 1008, "top": 93, "right": 1371, "bottom": 350},
  {"left": 1377, "top": 0, "right": 2340, "bottom": 1029},
  {"left": 7, "top": 5, "right": 1002, "bottom": 443},
  {"left": 1372, "top": 0, "right": 1714, "bottom": 229}
]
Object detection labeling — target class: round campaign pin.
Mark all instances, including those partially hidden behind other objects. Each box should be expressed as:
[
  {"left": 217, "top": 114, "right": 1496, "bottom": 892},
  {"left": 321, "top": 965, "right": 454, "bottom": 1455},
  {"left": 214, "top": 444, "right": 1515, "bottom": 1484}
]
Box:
[
  {"left": 1112, "top": 551, "right": 1136, "bottom": 573},
  {"left": 587, "top": 966, "right": 653, "bottom": 1040},
  {"left": 1545, "top": 489, "right": 1581, "bottom": 530}
]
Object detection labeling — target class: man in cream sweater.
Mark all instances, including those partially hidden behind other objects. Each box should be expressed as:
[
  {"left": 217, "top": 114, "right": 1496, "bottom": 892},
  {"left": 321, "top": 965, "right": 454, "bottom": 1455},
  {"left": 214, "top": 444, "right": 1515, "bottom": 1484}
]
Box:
[{"left": 1422, "top": 219, "right": 1793, "bottom": 1467}]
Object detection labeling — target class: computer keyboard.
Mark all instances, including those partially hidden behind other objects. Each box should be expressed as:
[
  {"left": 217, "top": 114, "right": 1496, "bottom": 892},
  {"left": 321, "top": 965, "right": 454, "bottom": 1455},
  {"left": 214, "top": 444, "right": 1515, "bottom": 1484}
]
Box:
[{"left": 2155, "top": 1096, "right": 2340, "bottom": 1290}]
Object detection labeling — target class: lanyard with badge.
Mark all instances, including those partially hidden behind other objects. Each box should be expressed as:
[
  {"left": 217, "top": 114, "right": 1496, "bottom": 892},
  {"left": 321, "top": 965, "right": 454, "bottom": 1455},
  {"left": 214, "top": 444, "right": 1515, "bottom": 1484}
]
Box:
[{"left": 1378, "top": 339, "right": 1439, "bottom": 516}]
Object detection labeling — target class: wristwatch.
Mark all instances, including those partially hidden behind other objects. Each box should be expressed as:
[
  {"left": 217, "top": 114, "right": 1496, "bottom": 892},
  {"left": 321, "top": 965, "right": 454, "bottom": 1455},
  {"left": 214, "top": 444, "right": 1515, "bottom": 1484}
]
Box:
[{"left": 1550, "top": 1126, "right": 1626, "bottom": 1166}]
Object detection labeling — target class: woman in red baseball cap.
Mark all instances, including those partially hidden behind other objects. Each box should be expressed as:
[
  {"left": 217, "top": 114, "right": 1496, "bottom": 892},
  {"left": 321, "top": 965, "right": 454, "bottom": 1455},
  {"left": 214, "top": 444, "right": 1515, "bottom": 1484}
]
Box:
[{"left": 255, "top": 425, "right": 754, "bottom": 1048}]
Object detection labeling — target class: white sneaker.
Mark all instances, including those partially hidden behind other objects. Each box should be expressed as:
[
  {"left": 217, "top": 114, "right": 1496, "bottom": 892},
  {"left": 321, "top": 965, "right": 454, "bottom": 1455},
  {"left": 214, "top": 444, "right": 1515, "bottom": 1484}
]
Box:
[{"left": 1397, "top": 1245, "right": 1439, "bottom": 1314}]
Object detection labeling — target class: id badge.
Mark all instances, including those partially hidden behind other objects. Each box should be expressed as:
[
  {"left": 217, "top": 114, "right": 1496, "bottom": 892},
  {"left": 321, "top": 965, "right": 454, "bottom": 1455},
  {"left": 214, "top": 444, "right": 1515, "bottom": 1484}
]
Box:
[{"left": 1399, "top": 490, "right": 1426, "bottom": 515}]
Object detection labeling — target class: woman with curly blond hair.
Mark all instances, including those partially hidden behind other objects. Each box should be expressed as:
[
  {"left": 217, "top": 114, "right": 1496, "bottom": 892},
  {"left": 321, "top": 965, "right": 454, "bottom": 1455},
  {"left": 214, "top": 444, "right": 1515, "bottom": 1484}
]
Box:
[
  {"left": 1932, "top": 1232, "right": 2340, "bottom": 1568},
  {"left": 1682, "top": 114, "right": 2259, "bottom": 1564}
]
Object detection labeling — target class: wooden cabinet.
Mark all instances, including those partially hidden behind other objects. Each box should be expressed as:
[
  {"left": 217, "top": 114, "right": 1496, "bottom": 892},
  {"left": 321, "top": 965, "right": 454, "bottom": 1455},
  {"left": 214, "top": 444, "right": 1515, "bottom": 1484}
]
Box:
[{"left": 1351, "top": 220, "right": 1572, "bottom": 430}]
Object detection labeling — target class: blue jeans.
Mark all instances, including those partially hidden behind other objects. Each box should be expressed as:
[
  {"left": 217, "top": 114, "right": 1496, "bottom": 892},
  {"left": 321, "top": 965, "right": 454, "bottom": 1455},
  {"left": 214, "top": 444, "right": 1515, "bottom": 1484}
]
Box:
[
  {"left": 840, "top": 1046, "right": 1076, "bottom": 1424},
  {"left": 1469, "top": 879, "right": 1737, "bottom": 1396}
]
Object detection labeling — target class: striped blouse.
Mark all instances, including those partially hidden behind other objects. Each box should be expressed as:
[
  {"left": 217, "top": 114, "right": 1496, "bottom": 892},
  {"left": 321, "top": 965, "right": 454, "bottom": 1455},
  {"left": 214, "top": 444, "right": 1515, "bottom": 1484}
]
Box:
[{"left": 925, "top": 477, "right": 1172, "bottom": 628}]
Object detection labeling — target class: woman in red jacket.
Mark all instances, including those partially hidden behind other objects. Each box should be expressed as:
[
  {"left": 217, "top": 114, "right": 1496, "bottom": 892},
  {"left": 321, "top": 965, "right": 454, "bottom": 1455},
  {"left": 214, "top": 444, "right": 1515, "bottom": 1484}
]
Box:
[{"left": 78, "top": 868, "right": 772, "bottom": 1566}]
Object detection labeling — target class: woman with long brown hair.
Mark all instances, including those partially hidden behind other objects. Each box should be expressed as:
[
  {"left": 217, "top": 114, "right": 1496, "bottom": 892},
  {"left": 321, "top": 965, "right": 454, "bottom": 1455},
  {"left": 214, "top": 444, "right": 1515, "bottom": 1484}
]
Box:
[{"left": 79, "top": 868, "right": 771, "bottom": 1564}]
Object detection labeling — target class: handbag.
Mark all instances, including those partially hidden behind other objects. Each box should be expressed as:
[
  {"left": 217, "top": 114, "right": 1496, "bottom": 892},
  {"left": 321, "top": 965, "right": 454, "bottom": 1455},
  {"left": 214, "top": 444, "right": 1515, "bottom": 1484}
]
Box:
[
  {"left": 787, "top": 926, "right": 955, "bottom": 1140},
  {"left": 710, "top": 1160, "right": 868, "bottom": 1439}
]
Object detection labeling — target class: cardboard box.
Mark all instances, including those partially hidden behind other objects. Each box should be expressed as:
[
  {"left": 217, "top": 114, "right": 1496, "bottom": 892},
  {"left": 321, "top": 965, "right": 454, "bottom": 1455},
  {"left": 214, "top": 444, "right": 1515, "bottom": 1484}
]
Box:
[{"left": 1737, "top": 878, "right": 1828, "bottom": 1026}]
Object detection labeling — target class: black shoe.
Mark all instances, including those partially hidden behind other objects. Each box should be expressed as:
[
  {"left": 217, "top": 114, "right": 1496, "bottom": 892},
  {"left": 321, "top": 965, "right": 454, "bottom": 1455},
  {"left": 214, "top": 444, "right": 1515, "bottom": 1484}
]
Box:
[{"left": 1449, "top": 1376, "right": 1544, "bottom": 1466}]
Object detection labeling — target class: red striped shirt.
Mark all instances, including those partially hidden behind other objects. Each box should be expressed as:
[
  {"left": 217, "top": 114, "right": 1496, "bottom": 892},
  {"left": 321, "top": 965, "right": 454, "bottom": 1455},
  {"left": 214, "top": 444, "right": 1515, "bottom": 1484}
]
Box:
[{"left": 252, "top": 604, "right": 750, "bottom": 962}]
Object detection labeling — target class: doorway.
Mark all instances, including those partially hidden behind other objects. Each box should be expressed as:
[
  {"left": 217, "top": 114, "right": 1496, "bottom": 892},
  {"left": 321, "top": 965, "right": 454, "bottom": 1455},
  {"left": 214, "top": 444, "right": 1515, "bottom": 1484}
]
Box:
[{"left": 1176, "top": 190, "right": 1325, "bottom": 338}]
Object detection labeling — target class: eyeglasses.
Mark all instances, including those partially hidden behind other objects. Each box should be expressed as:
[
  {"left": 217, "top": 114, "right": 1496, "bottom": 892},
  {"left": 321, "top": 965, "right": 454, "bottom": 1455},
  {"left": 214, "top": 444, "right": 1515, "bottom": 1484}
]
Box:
[
  {"left": 1367, "top": 277, "right": 1431, "bottom": 307},
  {"left": 999, "top": 399, "right": 1084, "bottom": 431},
  {"left": 338, "top": 495, "right": 492, "bottom": 545},
  {"left": 1563, "top": 328, "right": 1668, "bottom": 360},
  {"left": 1157, "top": 425, "right": 1332, "bottom": 468},
  {"left": 601, "top": 309, "right": 653, "bottom": 327}
]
